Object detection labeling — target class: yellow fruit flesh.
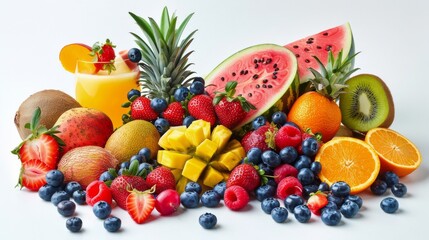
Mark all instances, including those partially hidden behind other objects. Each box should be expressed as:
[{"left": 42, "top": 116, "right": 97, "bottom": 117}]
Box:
[
  {"left": 182, "top": 158, "right": 207, "bottom": 182},
  {"left": 195, "top": 139, "right": 218, "bottom": 161}
]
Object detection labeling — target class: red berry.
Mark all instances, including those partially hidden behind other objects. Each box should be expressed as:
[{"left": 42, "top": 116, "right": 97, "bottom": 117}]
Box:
[
  {"left": 163, "top": 102, "right": 185, "bottom": 126},
  {"left": 241, "top": 125, "right": 275, "bottom": 152},
  {"left": 126, "top": 188, "right": 156, "bottom": 224},
  {"left": 155, "top": 189, "right": 180, "bottom": 216},
  {"left": 307, "top": 191, "right": 328, "bottom": 216},
  {"left": 110, "top": 175, "right": 148, "bottom": 210},
  {"left": 226, "top": 164, "right": 260, "bottom": 192},
  {"left": 187, "top": 95, "right": 217, "bottom": 126},
  {"left": 224, "top": 185, "right": 250, "bottom": 211},
  {"left": 131, "top": 96, "right": 159, "bottom": 121},
  {"left": 275, "top": 125, "right": 302, "bottom": 150},
  {"left": 18, "top": 159, "right": 50, "bottom": 191},
  {"left": 276, "top": 176, "right": 303, "bottom": 200},
  {"left": 273, "top": 164, "right": 298, "bottom": 184},
  {"left": 146, "top": 167, "right": 176, "bottom": 194},
  {"left": 86, "top": 180, "right": 112, "bottom": 206}
]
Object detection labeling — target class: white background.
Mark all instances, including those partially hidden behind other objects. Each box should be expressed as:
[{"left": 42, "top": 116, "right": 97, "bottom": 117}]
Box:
[{"left": 0, "top": 0, "right": 428, "bottom": 239}]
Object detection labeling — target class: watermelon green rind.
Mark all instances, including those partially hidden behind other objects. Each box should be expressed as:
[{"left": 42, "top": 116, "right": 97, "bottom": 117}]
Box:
[
  {"left": 285, "top": 22, "right": 354, "bottom": 84},
  {"left": 205, "top": 44, "right": 298, "bottom": 130}
]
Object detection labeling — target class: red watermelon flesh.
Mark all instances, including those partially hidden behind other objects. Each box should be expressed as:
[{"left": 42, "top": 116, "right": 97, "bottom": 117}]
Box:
[
  {"left": 205, "top": 44, "right": 298, "bottom": 130},
  {"left": 285, "top": 23, "right": 354, "bottom": 83}
]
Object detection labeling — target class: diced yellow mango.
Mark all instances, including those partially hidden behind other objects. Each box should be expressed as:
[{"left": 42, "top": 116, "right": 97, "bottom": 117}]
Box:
[
  {"left": 209, "top": 160, "right": 228, "bottom": 172},
  {"left": 157, "top": 150, "right": 165, "bottom": 164},
  {"left": 221, "top": 171, "right": 230, "bottom": 181},
  {"left": 176, "top": 176, "right": 190, "bottom": 193},
  {"left": 171, "top": 169, "right": 183, "bottom": 182},
  {"left": 202, "top": 166, "right": 224, "bottom": 188},
  {"left": 185, "top": 124, "right": 206, "bottom": 147},
  {"left": 167, "top": 130, "right": 192, "bottom": 152},
  {"left": 160, "top": 151, "right": 192, "bottom": 169},
  {"left": 195, "top": 139, "right": 218, "bottom": 162},
  {"left": 223, "top": 139, "right": 242, "bottom": 152},
  {"left": 189, "top": 120, "right": 211, "bottom": 139},
  {"left": 211, "top": 125, "right": 232, "bottom": 153},
  {"left": 158, "top": 130, "right": 173, "bottom": 150},
  {"left": 218, "top": 151, "right": 242, "bottom": 171},
  {"left": 229, "top": 146, "right": 246, "bottom": 159},
  {"left": 182, "top": 157, "right": 207, "bottom": 182}
]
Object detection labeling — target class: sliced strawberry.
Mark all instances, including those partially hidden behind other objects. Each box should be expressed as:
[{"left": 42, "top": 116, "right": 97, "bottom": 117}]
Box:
[
  {"left": 126, "top": 188, "right": 156, "bottom": 224},
  {"left": 307, "top": 191, "right": 328, "bottom": 215},
  {"left": 19, "top": 134, "right": 59, "bottom": 169},
  {"left": 90, "top": 39, "right": 116, "bottom": 73},
  {"left": 18, "top": 159, "right": 50, "bottom": 191}
]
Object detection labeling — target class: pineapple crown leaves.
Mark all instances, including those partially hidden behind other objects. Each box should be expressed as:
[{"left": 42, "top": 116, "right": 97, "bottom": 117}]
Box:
[
  {"left": 11, "top": 107, "right": 65, "bottom": 155},
  {"left": 129, "top": 7, "right": 197, "bottom": 101},
  {"left": 213, "top": 81, "right": 256, "bottom": 112},
  {"left": 308, "top": 49, "right": 360, "bottom": 100}
]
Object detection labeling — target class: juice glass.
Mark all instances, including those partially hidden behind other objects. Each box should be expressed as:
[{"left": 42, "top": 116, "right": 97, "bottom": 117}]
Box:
[{"left": 75, "top": 59, "right": 140, "bottom": 128}]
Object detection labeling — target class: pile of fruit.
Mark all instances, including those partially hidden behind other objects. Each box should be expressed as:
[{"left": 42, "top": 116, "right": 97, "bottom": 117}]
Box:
[{"left": 11, "top": 7, "right": 422, "bottom": 232}]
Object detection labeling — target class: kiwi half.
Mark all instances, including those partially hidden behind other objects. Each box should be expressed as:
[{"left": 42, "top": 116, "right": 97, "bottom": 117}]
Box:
[{"left": 339, "top": 74, "right": 394, "bottom": 132}]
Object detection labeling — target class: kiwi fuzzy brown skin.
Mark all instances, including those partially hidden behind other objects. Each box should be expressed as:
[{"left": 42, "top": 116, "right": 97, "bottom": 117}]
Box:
[
  {"left": 339, "top": 74, "right": 395, "bottom": 133},
  {"left": 14, "top": 89, "right": 81, "bottom": 139}
]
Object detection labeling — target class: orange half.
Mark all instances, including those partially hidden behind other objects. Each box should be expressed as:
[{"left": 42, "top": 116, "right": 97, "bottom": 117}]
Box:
[
  {"left": 315, "top": 137, "right": 380, "bottom": 194},
  {"left": 59, "top": 43, "right": 94, "bottom": 73},
  {"left": 365, "top": 128, "right": 422, "bottom": 177}
]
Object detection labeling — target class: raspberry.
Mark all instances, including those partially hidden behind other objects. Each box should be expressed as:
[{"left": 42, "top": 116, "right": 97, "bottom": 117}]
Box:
[
  {"left": 276, "top": 176, "right": 303, "bottom": 200},
  {"left": 224, "top": 185, "right": 250, "bottom": 211},
  {"left": 273, "top": 164, "right": 298, "bottom": 184},
  {"left": 86, "top": 180, "right": 112, "bottom": 206}
]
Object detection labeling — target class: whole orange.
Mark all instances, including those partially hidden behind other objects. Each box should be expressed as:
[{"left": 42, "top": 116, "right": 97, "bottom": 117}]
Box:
[{"left": 287, "top": 91, "right": 341, "bottom": 142}]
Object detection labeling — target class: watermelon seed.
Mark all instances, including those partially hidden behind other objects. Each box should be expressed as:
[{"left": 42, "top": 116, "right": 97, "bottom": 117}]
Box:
[
  {"left": 253, "top": 59, "right": 258, "bottom": 64},
  {"left": 255, "top": 64, "right": 259, "bottom": 69},
  {"left": 221, "top": 77, "right": 225, "bottom": 81},
  {"left": 272, "top": 75, "right": 277, "bottom": 79},
  {"left": 256, "top": 84, "right": 260, "bottom": 89},
  {"left": 274, "top": 67, "right": 279, "bottom": 71},
  {"left": 296, "top": 54, "right": 300, "bottom": 58},
  {"left": 248, "top": 93, "right": 252, "bottom": 97},
  {"left": 268, "top": 85, "right": 273, "bottom": 88},
  {"left": 293, "top": 45, "right": 299, "bottom": 49},
  {"left": 304, "top": 48, "right": 310, "bottom": 52},
  {"left": 325, "top": 45, "right": 332, "bottom": 51},
  {"left": 305, "top": 59, "right": 310, "bottom": 63},
  {"left": 244, "top": 70, "right": 249, "bottom": 75},
  {"left": 263, "top": 79, "right": 268, "bottom": 83},
  {"left": 273, "top": 63, "right": 278, "bottom": 68},
  {"left": 262, "top": 84, "right": 267, "bottom": 88},
  {"left": 306, "top": 39, "right": 314, "bottom": 44},
  {"left": 265, "top": 58, "right": 272, "bottom": 64},
  {"left": 232, "top": 72, "right": 236, "bottom": 76},
  {"left": 253, "top": 74, "right": 259, "bottom": 79},
  {"left": 317, "top": 46, "right": 322, "bottom": 49},
  {"left": 323, "top": 32, "right": 329, "bottom": 36}
]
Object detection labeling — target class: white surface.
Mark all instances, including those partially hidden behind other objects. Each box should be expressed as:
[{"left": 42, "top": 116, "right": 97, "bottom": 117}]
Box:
[{"left": 1, "top": 0, "right": 428, "bottom": 239}]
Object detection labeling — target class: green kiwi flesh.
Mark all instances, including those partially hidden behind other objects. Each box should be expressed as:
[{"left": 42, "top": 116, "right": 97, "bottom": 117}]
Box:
[{"left": 339, "top": 74, "right": 394, "bottom": 132}]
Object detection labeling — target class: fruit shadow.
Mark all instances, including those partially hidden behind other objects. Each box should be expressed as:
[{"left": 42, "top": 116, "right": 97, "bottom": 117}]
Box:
[{"left": 402, "top": 164, "right": 429, "bottom": 183}]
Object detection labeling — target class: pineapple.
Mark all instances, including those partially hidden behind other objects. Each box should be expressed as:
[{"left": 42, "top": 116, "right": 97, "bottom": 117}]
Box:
[
  {"left": 157, "top": 120, "right": 245, "bottom": 191},
  {"left": 287, "top": 50, "right": 359, "bottom": 142},
  {"left": 129, "top": 7, "right": 197, "bottom": 101}
]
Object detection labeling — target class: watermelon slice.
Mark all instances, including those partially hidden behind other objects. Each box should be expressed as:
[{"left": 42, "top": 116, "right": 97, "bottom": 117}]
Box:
[
  {"left": 285, "top": 23, "right": 355, "bottom": 83},
  {"left": 205, "top": 44, "right": 298, "bottom": 130}
]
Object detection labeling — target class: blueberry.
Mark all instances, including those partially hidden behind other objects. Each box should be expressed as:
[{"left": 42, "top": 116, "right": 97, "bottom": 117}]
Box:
[
  {"left": 66, "top": 217, "right": 82, "bottom": 232},
  {"left": 138, "top": 162, "right": 152, "bottom": 176},
  {"left": 51, "top": 191, "right": 70, "bottom": 206},
  {"left": 301, "top": 137, "right": 319, "bottom": 157},
  {"left": 297, "top": 168, "right": 315, "bottom": 186},
  {"left": 278, "top": 147, "right": 298, "bottom": 164},
  {"left": 318, "top": 182, "right": 330, "bottom": 192},
  {"left": 104, "top": 216, "right": 121, "bottom": 232},
  {"left": 199, "top": 212, "right": 217, "bottom": 229},
  {"left": 261, "top": 197, "right": 280, "bottom": 214},
  {"left": 265, "top": 178, "right": 277, "bottom": 188},
  {"left": 321, "top": 208, "right": 342, "bottom": 226},
  {"left": 261, "top": 150, "right": 281, "bottom": 168},
  {"left": 271, "top": 111, "right": 287, "bottom": 127},
  {"left": 183, "top": 115, "right": 195, "bottom": 127},
  {"left": 127, "top": 88, "right": 141, "bottom": 101},
  {"left": 154, "top": 118, "right": 170, "bottom": 135},
  {"left": 383, "top": 171, "right": 400, "bottom": 187},
  {"left": 201, "top": 190, "right": 221, "bottom": 208},
  {"left": 252, "top": 116, "right": 267, "bottom": 130},
  {"left": 46, "top": 170, "right": 64, "bottom": 187},
  {"left": 93, "top": 201, "right": 112, "bottom": 219},
  {"left": 137, "top": 147, "right": 151, "bottom": 160},
  {"left": 258, "top": 163, "right": 273, "bottom": 176},
  {"left": 150, "top": 98, "right": 168, "bottom": 113},
  {"left": 284, "top": 194, "right": 305, "bottom": 213},
  {"left": 293, "top": 155, "right": 312, "bottom": 170},
  {"left": 322, "top": 201, "right": 339, "bottom": 211},
  {"left": 310, "top": 162, "right": 322, "bottom": 174},
  {"left": 64, "top": 181, "right": 82, "bottom": 196},
  {"left": 345, "top": 195, "right": 363, "bottom": 209},
  {"left": 380, "top": 197, "right": 399, "bottom": 213},
  {"left": 303, "top": 184, "right": 319, "bottom": 199},
  {"left": 193, "top": 77, "right": 205, "bottom": 84},
  {"left": 255, "top": 184, "right": 276, "bottom": 201},
  {"left": 99, "top": 171, "right": 115, "bottom": 182},
  {"left": 331, "top": 181, "right": 351, "bottom": 198},
  {"left": 57, "top": 200, "right": 76, "bottom": 217},
  {"left": 180, "top": 191, "right": 199, "bottom": 208},
  {"left": 120, "top": 161, "right": 130, "bottom": 169},
  {"left": 247, "top": 147, "right": 262, "bottom": 165},
  {"left": 340, "top": 200, "right": 359, "bottom": 218},
  {"left": 174, "top": 87, "right": 190, "bottom": 102},
  {"left": 327, "top": 194, "right": 343, "bottom": 208},
  {"left": 130, "top": 154, "right": 144, "bottom": 163},
  {"left": 38, "top": 184, "right": 60, "bottom": 201},
  {"left": 271, "top": 207, "right": 288, "bottom": 223},
  {"left": 293, "top": 205, "right": 311, "bottom": 223},
  {"left": 391, "top": 183, "right": 407, "bottom": 197},
  {"left": 117, "top": 168, "right": 125, "bottom": 176},
  {"left": 128, "top": 48, "right": 142, "bottom": 63},
  {"left": 370, "top": 179, "right": 388, "bottom": 196},
  {"left": 72, "top": 190, "right": 86, "bottom": 205},
  {"left": 190, "top": 81, "right": 205, "bottom": 95},
  {"left": 185, "top": 182, "right": 202, "bottom": 194}
]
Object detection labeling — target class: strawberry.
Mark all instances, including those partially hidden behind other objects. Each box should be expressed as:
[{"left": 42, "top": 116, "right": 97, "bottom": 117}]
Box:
[
  {"left": 126, "top": 187, "right": 156, "bottom": 224},
  {"left": 275, "top": 124, "right": 302, "bottom": 150},
  {"left": 130, "top": 96, "right": 159, "bottom": 121},
  {"left": 187, "top": 94, "right": 217, "bottom": 126},
  {"left": 90, "top": 39, "right": 116, "bottom": 73},
  {"left": 12, "top": 107, "right": 63, "bottom": 169},
  {"left": 146, "top": 166, "right": 176, "bottom": 194},
  {"left": 163, "top": 102, "right": 185, "bottom": 126},
  {"left": 226, "top": 163, "right": 261, "bottom": 192},
  {"left": 307, "top": 191, "right": 328, "bottom": 216},
  {"left": 276, "top": 176, "right": 303, "bottom": 200},
  {"left": 110, "top": 175, "right": 148, "bottom": 210},
  {"left": 273, "top": 164, "right": 298, "bottom": 184},
  {"left": 18, "top": 159, "right": 50, "bottom": 191},
  {"left": 213, "top": 81, "right": 256, "bottom": 129},
  {"left": 241, "top": 125, "right": 276, "bottom": 152}
]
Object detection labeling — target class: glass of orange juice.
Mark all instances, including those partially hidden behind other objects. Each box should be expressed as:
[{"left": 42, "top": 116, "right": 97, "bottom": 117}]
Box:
[{"left": 75, "top": 56, "right": 140, "bottom": 128}]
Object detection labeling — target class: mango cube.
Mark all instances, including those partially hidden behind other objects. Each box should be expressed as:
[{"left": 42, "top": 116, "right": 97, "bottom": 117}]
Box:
[
  {"left": 189, "top": 120, "right": 211, "bottom": 139},
  {"left": 202, "top": 166, "right": 224, "bottom": 188},
  {"left": 211, "top": 125, "right": 232, "bottom": 152},
  {"left": 171, "top": 169, "right": 183, "bottom": 182},
  {"left": 167, "top": 130, "right": 192, "bottom": 152},
  {"left": 195, "top": 139, "right": 218, "bottom": 161},
  {"left": 218, "top": 151, "right": 242, "bottom": 171},
  {"left": 185, "top": 124, "right": 206, "bottom": 147},
  {"left": 176, "top": 176, "right": 190, "bottom": 193},
  {"left": 182, "top": 157, "right": 207, "bottom": 182},
  {"left": 159, "top": 151, "right": 192, "bottom": 169}
]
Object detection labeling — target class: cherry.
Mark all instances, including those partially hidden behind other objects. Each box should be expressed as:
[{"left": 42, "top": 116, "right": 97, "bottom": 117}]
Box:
[{"left": 155, "top": 189, "right": 180, "bottom": 216}]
